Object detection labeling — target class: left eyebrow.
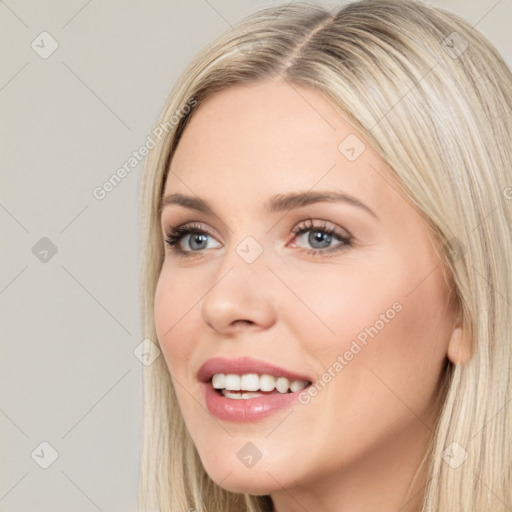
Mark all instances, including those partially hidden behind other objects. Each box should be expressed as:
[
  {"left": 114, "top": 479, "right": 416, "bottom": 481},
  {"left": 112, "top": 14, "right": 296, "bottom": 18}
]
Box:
[
  {"left": 265, "top": 190, "right": 379, "bottom": 219},
  {"left": 159, "top": 190, "right": 379, "bottom": 220}
]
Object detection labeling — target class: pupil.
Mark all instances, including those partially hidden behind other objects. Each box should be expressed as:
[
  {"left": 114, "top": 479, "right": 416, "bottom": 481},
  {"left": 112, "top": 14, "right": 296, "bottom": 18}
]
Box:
[
  {"left": 190, "top": 233, "right": 207, "bottom": 250},
  {"left": 309, "top": 230, "right": 331, "bottom": 248}
]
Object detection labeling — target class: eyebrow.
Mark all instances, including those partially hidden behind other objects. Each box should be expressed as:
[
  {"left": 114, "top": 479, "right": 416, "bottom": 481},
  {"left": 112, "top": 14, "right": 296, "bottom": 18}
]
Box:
[{"left": 159, "top": 190, "right": 378, "bottom": 219}]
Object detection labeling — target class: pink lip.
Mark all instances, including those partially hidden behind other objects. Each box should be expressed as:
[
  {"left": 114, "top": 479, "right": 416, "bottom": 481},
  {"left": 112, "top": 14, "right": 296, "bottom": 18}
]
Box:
[
  {"left": 202, "top": 382, "right": 305, "bottom": 422},
  {"left": 197, "top": 357, "right": 312, "bottom": 423},
  {"left": 197, "top": 356, "right": 312, "bottom": 383}
]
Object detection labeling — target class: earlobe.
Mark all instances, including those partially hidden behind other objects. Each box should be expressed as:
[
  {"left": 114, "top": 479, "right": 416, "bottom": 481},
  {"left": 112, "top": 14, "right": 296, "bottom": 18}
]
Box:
[{"left": 447, "top": 326, "right": 472, "bottom": 365}]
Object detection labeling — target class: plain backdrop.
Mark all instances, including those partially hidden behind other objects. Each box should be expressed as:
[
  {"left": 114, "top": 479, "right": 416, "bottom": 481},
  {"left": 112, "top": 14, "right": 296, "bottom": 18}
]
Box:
[{"left": 1, "top": 1, "right": 510, "bottom": 511}]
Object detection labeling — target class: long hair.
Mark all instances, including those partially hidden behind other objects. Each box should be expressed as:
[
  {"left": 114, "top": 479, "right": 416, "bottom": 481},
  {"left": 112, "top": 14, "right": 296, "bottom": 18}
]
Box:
[{"left": 138, "top": 1, "right": 512, "bottom": 510}]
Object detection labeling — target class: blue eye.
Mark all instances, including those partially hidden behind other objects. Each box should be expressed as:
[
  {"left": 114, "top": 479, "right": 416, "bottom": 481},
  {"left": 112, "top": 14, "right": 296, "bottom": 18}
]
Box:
[
  {"left": 164, "top": 223, "right": 221, "bottom": 254},
  {"left": 290, "top": 219, "right": 352, "bottom": 255},
  {"left": 164, "top": 219, "right": 352, "bottom": 257}
]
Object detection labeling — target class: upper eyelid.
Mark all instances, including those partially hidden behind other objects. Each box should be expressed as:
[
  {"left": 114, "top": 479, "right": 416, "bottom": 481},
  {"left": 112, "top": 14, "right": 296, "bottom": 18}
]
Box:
[{"left": 293, "top": 219, "right": 350, "bottom": 236}]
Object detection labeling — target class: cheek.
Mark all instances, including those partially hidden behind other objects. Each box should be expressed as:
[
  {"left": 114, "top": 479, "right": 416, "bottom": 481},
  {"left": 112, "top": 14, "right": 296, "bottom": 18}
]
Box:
[
  {"left": 285, "top": 255, "right": 451, "bottom": 403},
  {"left": 154, "top": 268, "right": 208, "bottom": 431},
  {"left": 153, "top": 267, "right": 199, "bottom": 372},
  {"left": 276, "top": 258, "right": 407, "bottom": 363}
]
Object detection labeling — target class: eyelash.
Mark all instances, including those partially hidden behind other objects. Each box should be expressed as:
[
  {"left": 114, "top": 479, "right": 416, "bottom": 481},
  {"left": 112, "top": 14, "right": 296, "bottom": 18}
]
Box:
[{"left": 164, "top": 219, "right": 352, "bottom": 258}]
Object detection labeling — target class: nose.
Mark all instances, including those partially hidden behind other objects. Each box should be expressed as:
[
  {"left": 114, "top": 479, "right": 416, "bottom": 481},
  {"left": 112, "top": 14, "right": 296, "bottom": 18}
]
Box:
[{"left": 200, "top": 244, "right": 277, "bottom": 335}]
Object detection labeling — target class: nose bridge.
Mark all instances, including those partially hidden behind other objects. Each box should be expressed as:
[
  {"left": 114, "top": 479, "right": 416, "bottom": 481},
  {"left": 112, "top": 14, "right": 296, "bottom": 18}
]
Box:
[
  {"left": 214, "top": 231, "right": 270, "bottom": 285},
  {"left": 200, "top": 234, "right": 276, "bottom": 332}
]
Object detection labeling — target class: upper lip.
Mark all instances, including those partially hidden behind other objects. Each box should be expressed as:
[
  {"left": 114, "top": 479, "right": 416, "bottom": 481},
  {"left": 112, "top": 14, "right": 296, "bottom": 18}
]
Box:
[{"left": 197, "top": 356, "right": 313, "bottom": 383}]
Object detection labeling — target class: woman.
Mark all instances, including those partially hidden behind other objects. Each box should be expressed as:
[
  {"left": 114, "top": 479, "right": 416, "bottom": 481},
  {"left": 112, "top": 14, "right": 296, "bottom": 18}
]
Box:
[{"left": 138, "top": 1, "right": 512, "bottom": 510}]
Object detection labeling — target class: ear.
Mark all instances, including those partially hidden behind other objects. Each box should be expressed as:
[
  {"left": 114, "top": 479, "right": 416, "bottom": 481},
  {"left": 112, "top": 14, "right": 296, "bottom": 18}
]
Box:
[{"left": 447, "top": 324, "right": 472, "bottom": 366}]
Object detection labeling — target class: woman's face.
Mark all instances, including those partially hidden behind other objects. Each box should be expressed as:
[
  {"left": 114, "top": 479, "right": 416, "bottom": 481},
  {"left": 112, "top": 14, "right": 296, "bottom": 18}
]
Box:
[{"left": 154, "top": 79, "right": 459, "bottom": 496}]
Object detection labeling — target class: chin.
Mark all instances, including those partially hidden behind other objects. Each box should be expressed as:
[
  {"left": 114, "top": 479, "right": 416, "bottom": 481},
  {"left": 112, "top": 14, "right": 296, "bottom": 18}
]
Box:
[
  {"left": 196, "top": 447, "right": 294, "bottom": 494},
  {"left": 206, "top": 467, "right": 283, "bottom": 495}
]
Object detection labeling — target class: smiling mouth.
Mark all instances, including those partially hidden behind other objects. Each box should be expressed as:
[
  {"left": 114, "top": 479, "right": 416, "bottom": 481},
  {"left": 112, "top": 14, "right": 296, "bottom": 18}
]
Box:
[{"left": 210, "top": 373, "right": 312, "bottom": 399}]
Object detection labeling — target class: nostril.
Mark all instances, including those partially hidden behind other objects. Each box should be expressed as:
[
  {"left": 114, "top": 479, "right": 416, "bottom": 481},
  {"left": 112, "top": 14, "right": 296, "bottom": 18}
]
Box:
[{"left": 232, "top": 319, "right": 254, "bottom": 327}]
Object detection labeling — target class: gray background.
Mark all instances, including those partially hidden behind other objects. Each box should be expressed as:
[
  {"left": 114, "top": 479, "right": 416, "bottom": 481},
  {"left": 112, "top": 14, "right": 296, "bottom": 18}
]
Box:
[{"left": 1, "top": 0, "right": 510, "bottom": 511}]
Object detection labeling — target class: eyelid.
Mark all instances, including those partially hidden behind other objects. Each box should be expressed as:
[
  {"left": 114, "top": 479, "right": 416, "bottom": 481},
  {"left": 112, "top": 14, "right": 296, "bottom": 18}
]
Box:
[
  {"left": 290, "top": 218, "right": 350, "bottom": 238},
  {"left": 163, "top": 221, "right": 220, "bottom": 240},
  {"left": 288, "top": 219, "right": 352, "bottom": 251},
  {"left": 164, "top": 221, "right": 222, "bottom": 247}
]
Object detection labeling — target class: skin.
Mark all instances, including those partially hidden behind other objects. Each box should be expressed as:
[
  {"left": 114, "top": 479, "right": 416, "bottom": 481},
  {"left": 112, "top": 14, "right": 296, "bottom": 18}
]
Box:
[{"left": 154, "top": 78, "right": 469, "bottom": 512}]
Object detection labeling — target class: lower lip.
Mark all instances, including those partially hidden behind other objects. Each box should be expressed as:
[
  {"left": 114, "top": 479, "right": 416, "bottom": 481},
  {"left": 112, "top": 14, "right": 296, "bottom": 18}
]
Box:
[{"left": 202, "top": 382, "right": 305, "bottom": 422}]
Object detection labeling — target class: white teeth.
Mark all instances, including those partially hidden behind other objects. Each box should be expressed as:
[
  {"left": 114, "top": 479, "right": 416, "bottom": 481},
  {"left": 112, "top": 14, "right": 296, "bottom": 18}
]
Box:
[
  {"left": 222, "top": 390, "right": 262, "bottom": 399},
  {"left": 212, "top": 374, "right": 226, "bottom": 389},
  {"left": 259, "top": 374, "right": 276, "bottom": 392},
  {"left": 292, "top": 380, "right": 309, "bottom": 392},
  {"left": 211, "top": 373, "right": 309, "bottom": 394},
  {"left": 290, "top": 379, "right": 307, "bottom": 392},
  {"left": 225, "top": 374, "right": 241, "bottom": 390},
  {"left": 275, "top": 377, "right": 290, "bottom": 394},
  {"left": 240, "top": 373, "right": 260, "bottom": 391}
]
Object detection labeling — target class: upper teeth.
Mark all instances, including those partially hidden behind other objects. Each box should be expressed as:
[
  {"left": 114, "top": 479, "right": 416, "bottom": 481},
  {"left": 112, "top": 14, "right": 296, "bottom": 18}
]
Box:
[{"left": 211, "top": 373, "right": 309, "bottom": 393}]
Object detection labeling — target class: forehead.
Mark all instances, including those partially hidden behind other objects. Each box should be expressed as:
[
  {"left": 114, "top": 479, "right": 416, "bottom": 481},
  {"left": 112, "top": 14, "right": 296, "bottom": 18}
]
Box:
[{"left": 165, "top": 80, "right": 397, "bottom": 214}]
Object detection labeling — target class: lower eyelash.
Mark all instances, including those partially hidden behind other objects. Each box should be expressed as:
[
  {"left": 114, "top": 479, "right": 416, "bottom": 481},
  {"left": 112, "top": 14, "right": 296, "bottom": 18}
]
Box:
[{"left": 164, "top": 221, "right": 352, "bottom": 256}]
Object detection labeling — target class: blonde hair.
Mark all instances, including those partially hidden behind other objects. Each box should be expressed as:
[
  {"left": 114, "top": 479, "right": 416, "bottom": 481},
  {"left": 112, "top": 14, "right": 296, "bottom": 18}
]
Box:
[{"left": 138, "top": 1, "right": 512, "bottom": 510}]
